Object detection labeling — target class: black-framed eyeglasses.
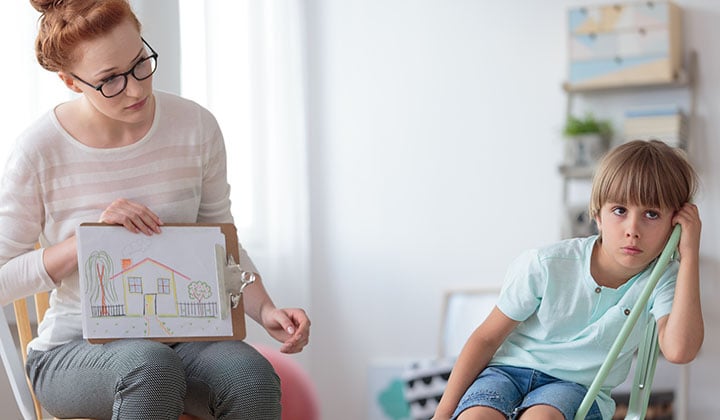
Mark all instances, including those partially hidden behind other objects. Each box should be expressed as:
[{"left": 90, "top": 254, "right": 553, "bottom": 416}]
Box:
[{"left": 71, "top": 38, "right": 158, "bottom": 98}]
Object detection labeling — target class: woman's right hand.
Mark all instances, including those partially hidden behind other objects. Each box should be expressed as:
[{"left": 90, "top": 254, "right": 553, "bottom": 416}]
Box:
[{"left": 99, "top": 198, "right": 163, "bottom": 235}]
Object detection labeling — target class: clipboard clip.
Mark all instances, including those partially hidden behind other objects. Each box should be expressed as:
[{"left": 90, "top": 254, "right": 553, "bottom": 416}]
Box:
[
  {"left": 230, "top": 271, "right": 256, "bottom": 309},
  {"left": 227, "top": 255, "right": 257, "bottom": 309}
]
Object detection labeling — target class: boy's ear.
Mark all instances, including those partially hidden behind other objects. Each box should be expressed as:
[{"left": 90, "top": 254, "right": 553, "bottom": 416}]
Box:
[
  {"left": 594, "top": 214, "right": 602, "bottom": 233},
  {"left": 58, "top": 71, "right": 83, "bottom": 93}
]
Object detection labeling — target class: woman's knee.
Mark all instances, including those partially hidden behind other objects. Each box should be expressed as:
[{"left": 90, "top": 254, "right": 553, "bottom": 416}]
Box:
[
  {"left": 211, "top": 344, "right": 281, "bottom": 419},
  {"left": 115, "top": 340, "right": 187, "bottom": 398},
  {"left": 225, "top": 345, "right": 280, "bottom": 396}
]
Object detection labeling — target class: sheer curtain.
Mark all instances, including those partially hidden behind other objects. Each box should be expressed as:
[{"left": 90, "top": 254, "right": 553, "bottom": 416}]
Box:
[
  {"left": 0, "top": 5, "right": 76, "bottom": 168},
  {"left": 0, "top": 5, "right": 75, "bottom": 325},
  {"left": 178, "top": 1, "right": 311, "bottom": 348}
]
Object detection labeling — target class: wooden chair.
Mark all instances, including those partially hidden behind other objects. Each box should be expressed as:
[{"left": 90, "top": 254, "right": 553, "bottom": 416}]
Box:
[{"left": 0, "top": 292, "right": 201, "bottom": 420}]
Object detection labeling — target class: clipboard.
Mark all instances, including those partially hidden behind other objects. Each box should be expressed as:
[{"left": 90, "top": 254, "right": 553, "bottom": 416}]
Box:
[{"left": 80, "top": 223, "right": 247, "bottom": 344}]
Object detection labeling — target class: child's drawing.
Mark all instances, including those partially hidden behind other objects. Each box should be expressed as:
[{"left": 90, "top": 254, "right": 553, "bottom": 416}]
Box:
[
  {"left": 76, "top": 225, "right": 232, "bottom": 340},
  {"left": 84, "top": 250, "right": 119, "bottom": 317}
]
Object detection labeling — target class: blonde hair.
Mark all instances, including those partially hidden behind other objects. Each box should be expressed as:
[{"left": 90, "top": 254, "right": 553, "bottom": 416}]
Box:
[
  {"left": 589, "top": 140, "right": 698, "bottom": 219},
  {"left": 30, "top": 0, "right": 141, "bottom": 72}
]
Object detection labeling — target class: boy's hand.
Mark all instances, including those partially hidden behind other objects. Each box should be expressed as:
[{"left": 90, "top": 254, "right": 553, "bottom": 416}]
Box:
[
  {"left": 432, "top": 405, "right": 455, "bottom": 420},
  {"left": 672, "top": 203, "right": 701, "bottom": 259}
]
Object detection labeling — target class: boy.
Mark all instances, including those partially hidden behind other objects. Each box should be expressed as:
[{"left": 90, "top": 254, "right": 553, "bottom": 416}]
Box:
[{"left": 434, "top": 140, "right": 702, "bottom": 420}]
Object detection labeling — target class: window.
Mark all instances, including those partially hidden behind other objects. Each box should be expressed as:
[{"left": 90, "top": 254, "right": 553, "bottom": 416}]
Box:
[
  {"left": 128, "top": 277, "right": 143, "bottom": 294},
  {"left": 178, "top": 1, "right": 260, "bottom": 243},
  {"left": 0, "top": 4, "right": 76, "bottom": 170},
  {"left": 157, "top": 278, "right": 171, "bottom": 294},
  {"left": 177, "top": 1, "right": 311, "bottom": 308}
]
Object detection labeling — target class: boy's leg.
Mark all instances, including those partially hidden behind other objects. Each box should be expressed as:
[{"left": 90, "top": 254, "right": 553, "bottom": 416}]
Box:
[
  {"left": 457, "top": 406, "right": 507, "bottom": 420},
  {"left": 172, "top": 341, "right": 281, "bottom": 420},
  {"left": 26, "top": 339, "right": 187, "bottom": 420},
  {"left": 451, "top": 365, "right": 531, "bottom": 420},
  {"left": 516, "top": 373, "right": 602, "bottom": 420},
  {"left": 517, "top": 404, "right": 564, "bottom": 420}
]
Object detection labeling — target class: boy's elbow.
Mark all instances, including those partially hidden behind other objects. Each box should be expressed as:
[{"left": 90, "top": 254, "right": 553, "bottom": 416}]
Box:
[
  {"left": 664, "top": 351, "right": 697, "bottom": 365},
  {"left": 662, "top": 340, "right": 703, "bottom": 364}
]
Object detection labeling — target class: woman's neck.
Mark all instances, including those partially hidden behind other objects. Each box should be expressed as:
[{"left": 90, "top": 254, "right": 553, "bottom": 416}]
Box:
[{"left": 55, "top": 95, "right": 155, "bottom": 148}]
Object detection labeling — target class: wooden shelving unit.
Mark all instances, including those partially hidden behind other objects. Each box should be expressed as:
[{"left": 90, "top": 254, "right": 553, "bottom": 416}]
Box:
[
  {"left": 559, "top": 50, "right": 697, "bottom": 239},
  {"left": 559, "top": 51, "right": 697, "bottom": 420}
]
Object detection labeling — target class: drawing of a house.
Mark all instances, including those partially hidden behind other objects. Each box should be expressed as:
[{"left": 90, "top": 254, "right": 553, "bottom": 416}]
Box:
[{"left": 110, "top": 258, "right": 191, "bottom": 317}]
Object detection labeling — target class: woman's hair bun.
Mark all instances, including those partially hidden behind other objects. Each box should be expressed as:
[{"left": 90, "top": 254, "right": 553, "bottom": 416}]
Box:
[{"left": 29, "top": 0, "right": 63, "bottom": 14}]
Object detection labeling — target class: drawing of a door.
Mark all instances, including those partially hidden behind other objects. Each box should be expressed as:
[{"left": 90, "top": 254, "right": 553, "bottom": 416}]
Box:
[{"left": 144, "top": 294, "right": 157, "bottom": 315}]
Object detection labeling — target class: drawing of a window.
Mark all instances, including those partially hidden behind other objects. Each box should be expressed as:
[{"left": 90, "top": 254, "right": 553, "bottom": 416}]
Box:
[
  {"left": 128, "top": 277, "right": 143, "bottom": 294},
  {"left": 157, "top": 278, "right": 171, "bottom": 294}
]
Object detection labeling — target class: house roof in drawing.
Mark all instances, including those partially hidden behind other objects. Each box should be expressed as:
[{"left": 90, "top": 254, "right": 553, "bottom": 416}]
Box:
[{"left": 109, "top": 257, "right": 192, "bottom": 282}]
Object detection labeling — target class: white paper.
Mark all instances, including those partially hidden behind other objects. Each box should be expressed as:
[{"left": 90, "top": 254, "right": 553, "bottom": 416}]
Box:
[{"left": 76, "top": 225, "right": 232, "bottom": 339}]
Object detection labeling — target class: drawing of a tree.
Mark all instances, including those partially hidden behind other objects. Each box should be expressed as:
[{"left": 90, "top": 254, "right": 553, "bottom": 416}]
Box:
[
  {"left": 188, "top": 281, "right": 212, "bottom": 303},
  {"left": 84, "top": 250, "right": 118, "bottom": 316}
]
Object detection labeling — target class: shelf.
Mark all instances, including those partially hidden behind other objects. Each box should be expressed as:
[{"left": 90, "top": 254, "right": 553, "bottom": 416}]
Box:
[{"left": 563, "top": 72, "right": 689, "bottom": 93}]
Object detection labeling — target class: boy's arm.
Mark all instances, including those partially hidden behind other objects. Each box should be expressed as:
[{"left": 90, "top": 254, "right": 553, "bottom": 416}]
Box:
[
  {"left": 433, "top": 306, "right": 519, "bottom": 420},
  {"left": 658, "top": 203, "right": 703, "bottom": 363}
]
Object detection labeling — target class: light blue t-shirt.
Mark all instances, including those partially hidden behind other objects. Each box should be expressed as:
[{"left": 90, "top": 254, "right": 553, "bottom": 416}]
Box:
[{"left": 491, "top": 235, "right": 677, "bottom": 420}]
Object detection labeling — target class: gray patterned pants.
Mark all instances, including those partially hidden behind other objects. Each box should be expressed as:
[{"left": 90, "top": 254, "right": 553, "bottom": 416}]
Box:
[{"left": 26, "top": 339, "right": 281, "bottom": 420}]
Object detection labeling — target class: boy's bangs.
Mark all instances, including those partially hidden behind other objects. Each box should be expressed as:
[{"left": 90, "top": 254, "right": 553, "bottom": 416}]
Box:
[
  {"left": 602, "top": 156, "right": 684, "bottom": 211},
  {"left": 603, "top": 170, "right": 664, "bottom": 210},
  {"left": 589, "top": 140, "right": 697, "bottom": 219}
]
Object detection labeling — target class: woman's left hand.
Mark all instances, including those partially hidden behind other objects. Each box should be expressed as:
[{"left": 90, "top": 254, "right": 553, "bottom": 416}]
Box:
[{"left": 261, "top": 307, "right": 311, "bottom": 353}]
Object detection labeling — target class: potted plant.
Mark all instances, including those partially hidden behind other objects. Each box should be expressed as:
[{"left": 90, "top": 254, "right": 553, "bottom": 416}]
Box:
[{"left": 562, "top": 113, "right": 612, "bottom": 167}]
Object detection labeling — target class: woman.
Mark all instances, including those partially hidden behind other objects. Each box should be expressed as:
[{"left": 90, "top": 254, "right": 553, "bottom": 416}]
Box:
[{"left": 0, "top": 1, "right": 310, "bottom": 419}]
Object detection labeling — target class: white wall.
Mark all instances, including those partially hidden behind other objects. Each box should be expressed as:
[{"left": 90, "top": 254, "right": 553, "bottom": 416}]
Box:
[
  {"left": 3, "top": 2, "right": 718, "bottom": 419},
  {"left": 304, "top": 1, "right": 720, "bottom": 419}
]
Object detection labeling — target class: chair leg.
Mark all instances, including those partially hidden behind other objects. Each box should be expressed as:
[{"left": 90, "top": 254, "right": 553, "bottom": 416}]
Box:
[{"left": 624, "top": 321, "right": 660, "bottom": 420}]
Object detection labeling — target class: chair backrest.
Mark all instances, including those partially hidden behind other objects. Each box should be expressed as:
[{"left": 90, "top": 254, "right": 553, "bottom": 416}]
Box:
[
  {"left": 438, "top": 288, "right": 500, "bottom": 359},
  {"left": 0, "top": 292, "right": 50, "bottom": 420}
]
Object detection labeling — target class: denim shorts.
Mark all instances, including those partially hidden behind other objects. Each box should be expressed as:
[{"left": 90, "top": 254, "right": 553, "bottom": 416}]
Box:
[{"left": 452, "top": 365, "right": 602, "bottom": 420}]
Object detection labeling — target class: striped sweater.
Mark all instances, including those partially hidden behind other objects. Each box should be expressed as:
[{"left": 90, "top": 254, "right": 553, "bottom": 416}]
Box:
[{"left": 0, "top": 91, "right": 248, "bottom": 351}]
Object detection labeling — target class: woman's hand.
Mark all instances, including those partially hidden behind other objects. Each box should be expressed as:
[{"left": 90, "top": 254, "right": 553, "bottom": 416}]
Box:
[
  {"left": 99, "top": 198, "right": 163, "bottom": 235},
  {"left": 261, "top": 307, "right": 311, "bottom": 353}
]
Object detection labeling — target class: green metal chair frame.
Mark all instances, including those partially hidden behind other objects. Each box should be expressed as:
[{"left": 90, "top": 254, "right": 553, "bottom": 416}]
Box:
[
  {"left": 624, "top": 318, "right": 661, "bottom": 420},
  {"left": 575, "top": 224, "right": 681, "bottom": 420}
]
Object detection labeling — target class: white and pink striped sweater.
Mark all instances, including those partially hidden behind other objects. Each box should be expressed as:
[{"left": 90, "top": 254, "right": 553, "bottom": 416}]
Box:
[{"left": 0, "top": 91, "right": 253, "bottom": 351}]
